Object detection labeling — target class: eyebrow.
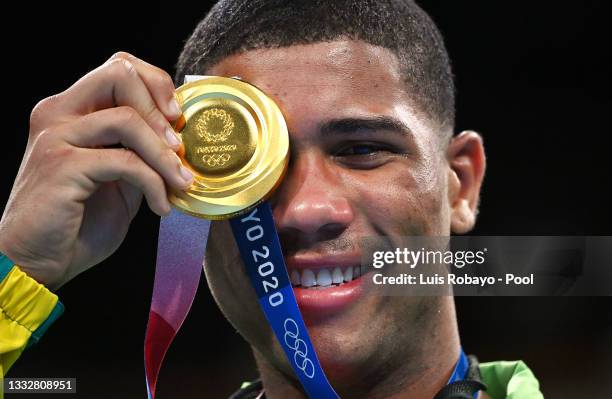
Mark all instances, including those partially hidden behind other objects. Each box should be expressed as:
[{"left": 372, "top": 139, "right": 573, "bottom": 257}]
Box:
[{"left": 319, "top": 116, "right": 414, "bottom": 138}]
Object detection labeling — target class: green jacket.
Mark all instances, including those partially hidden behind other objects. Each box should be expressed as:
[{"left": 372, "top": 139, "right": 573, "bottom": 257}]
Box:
[{"left": 480, "top": 360, "right": 543, "bottom": 398}]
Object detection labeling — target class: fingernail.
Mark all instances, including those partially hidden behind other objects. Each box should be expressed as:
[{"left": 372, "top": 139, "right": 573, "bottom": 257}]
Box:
[
  {"left": 168, "top": 98, "right": 181, "bottom": 118},
  {"left": 165, "top": 127, "right": 181, "bottom": 148},
  {"left": 179, "top": 165, "right": 194, "bottom": 185}
]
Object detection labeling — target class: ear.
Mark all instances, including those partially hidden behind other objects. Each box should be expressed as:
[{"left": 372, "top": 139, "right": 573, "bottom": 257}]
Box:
[{"left": 447, "top": 131, "right": 486, "bottom": 234}]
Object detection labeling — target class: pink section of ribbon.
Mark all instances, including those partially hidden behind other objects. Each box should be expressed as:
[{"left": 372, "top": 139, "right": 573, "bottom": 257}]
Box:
[{"left": 144, "top": 209, "right": 211, "bottom": 398}]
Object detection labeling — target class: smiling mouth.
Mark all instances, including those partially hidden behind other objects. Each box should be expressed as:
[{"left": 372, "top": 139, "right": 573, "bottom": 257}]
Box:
[
  {"left": 283, "top": 250, "right": 368, "bottom": 313},
  {"left": 289, "top": 266, "right": 362, "bottom": 288}
]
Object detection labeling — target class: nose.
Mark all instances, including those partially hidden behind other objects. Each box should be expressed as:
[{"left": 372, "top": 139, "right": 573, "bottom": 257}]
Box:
[{"left": 272, "top": 151, "right": 354, "bottom": 242}]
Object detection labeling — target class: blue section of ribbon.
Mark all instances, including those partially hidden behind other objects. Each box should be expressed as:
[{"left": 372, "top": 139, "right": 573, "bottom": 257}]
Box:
[
  {"left": 448, "top": 349, "right": 480, "bottom": 399},
  {"left": 444, "top": 349, "right": 479, "bottom": 399},
  {"left": 447, "top": 349, "right": 469, "bottom": 384},
  {"left": 230, "top": 202, "right": 339, "bottom": 399}
]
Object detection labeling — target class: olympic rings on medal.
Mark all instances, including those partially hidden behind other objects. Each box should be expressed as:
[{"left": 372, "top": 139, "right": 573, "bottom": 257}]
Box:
[
  {"left": 201, "top": 153, "right": 231, "bottom": 167},
  {"left": 283, "top": 318, "right": 316, "bottom": 379}
]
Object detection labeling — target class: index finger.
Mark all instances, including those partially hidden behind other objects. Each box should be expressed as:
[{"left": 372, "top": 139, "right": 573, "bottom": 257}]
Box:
[
  {"left": 49, "top": 52, "right": 181, "bottom": 125},
  {"left": 106, "top": 52, "right": 182, "bottom": 120},
  {"left": 52, "top": 58, "right": 180, "bottom": 148}
]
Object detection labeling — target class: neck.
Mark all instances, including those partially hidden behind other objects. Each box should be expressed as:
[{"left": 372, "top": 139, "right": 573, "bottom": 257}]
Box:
[{"left": 253, "top": 297, "right": 461, "bottom": 399}]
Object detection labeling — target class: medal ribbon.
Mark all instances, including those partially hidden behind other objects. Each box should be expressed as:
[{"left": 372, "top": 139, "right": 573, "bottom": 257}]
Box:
[
  {"left": 144, "top": 209, "right": 211, "bottom": 398},
  {"left": 447, "top": 349, "right": 469, "bottom": 384},
  {"left": 230, "top": 202, "right": 339, "bottom": 399},
  {"left": 145, "top": 202, "right": 338, "bottom": 398}
]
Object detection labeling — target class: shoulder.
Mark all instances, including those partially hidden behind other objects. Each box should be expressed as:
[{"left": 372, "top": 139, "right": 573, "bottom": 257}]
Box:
[{"left": 479, "top": 360, "right": 544, "bottom": 399}]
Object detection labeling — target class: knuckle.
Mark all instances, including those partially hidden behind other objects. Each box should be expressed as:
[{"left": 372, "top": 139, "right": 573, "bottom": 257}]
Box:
[
  {"left": 37, "top": 137, "right": 74, "bottom": 166},
  {"left": 29, "top": 95, "right": 61, "bottom": 131},
  {"left": 124, "top": 149, "right": 160, "bottom": 186},
  {"left": 107, "top": 58, "right": 136, "bottom": 82},
  {"left": 162, "top": 147, "right": 178, "bottom": 166},
  {"left": 154, "top": 69, "right": 175, "bottom": 92},
  {"left": 113, "top": 106, "right": 140, "bottom": 126},
  {"left": 109, "top": 51, "right": 133, "bottom": 62},
  {"left": 148, "top": 166, "right": 164, "bottom": 187},
  {"left": 151, "top": 171, "right": 165, "bottom": 192},
  {"left": 121, "top": 148, "right": 140, "bottom": 168},
  {"left": 144, "top": 103, "right": 164, "bottom": 129}
]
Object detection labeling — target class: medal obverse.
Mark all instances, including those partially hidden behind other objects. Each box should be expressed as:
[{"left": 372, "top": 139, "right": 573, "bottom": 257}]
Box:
[{"left": 169, "top": 76, "right": 289, "bottom": 220}]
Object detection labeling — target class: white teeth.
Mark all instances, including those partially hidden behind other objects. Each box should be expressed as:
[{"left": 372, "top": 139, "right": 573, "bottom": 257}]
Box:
[
  {"left": 291, "top": 270, "right": 301, "bottom": 286},
  {"left": 301, "top": 269, "right": 316, "bottom": 287},
  {"left": 332, "top": 267, "right": 344, "bottom": 284},
  {"left": 343, "top": 266, "right": 353, "bottom": 282},
  {"left": 294, "top": 266, "right": 363, "bottom": 288},
  {"left": 317, "top": 269, "right": 332, "bottom": 287}
]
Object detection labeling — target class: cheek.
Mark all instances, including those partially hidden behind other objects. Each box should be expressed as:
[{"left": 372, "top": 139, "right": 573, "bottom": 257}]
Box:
[
  {"left": 345, "top": 162, "right": 448, "bottom": 235},
  {"left": 204, "top": 222, "right": 270, "bottom": 344},
  {"left": 203, "top": 221, "right": 306, "bottom": 375}
]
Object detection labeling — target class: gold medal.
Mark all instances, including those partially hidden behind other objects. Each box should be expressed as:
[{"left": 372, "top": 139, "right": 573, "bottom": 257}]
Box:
[{"left": 169, "top": 76, "right": 289, "bottom": 219}]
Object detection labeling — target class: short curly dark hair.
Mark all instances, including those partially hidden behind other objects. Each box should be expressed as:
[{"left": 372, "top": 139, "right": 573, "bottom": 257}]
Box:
[{"left": 176, "top": 0, "right": 455, "bottom": 130}]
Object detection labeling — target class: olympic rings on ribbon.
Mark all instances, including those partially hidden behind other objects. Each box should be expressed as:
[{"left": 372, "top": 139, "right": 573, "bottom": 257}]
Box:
[{"left": 284, "top": 318, "right": 316, "bottom": 379}]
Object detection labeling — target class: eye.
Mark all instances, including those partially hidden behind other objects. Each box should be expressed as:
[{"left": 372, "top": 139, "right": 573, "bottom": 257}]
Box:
[
  {"left": 332, "top": 141, "right": 402, "bottom": 169},
  {"left": 335, "top": 143, "right": 391, "bottom": 157}
]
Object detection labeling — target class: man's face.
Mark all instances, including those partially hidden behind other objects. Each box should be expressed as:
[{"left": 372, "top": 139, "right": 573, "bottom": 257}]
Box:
[{"left": 202, "top": 40, "right": 481, "bottom": 393}]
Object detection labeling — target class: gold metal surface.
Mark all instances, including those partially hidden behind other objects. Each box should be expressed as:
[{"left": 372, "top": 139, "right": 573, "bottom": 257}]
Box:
[{"left": 169, "top": 76, "right": 289, "bottom": 219}]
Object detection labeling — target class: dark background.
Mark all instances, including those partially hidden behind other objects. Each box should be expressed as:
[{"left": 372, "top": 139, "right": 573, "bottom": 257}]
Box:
[{"left": 2, "top": 1, "right": 611, "bottom": 398}]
